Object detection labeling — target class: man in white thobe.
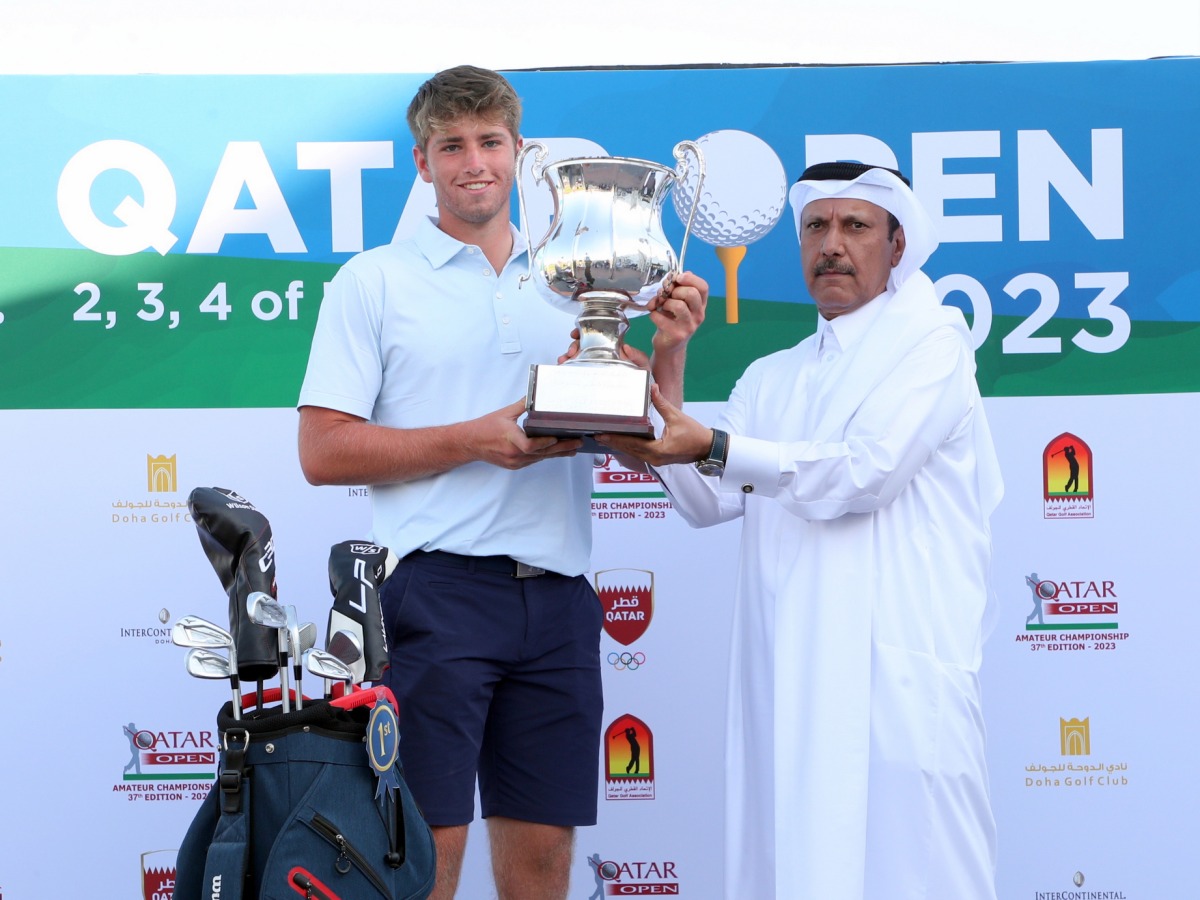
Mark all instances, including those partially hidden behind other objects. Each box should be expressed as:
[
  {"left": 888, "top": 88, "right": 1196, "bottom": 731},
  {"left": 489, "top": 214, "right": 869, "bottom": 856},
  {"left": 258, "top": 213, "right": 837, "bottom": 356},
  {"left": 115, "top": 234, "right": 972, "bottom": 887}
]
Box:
[{"left": 599, "top": 162, "right": 1004, "bottom": 899}]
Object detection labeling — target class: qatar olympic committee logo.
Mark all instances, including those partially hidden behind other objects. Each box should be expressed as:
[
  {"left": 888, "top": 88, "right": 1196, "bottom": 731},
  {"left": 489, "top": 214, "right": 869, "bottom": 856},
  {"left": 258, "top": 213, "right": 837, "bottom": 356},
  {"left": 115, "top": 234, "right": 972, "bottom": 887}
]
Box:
[{"left": 594, "top": 568, "right": 654, "bottom": 645}]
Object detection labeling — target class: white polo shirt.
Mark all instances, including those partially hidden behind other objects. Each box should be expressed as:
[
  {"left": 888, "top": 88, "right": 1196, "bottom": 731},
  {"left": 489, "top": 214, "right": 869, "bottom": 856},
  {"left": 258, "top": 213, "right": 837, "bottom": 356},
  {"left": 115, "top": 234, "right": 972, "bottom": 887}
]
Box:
[{"left": 298, "top": 216, "right": 594, "bottom": 576}]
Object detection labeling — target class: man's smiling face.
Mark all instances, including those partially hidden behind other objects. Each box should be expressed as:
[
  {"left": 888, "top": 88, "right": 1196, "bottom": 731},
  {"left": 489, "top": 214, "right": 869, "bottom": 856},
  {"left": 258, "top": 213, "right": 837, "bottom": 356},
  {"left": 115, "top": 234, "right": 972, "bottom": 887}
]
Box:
[{"left": 413, "top": 116, "right": 519, "bottom": 238}]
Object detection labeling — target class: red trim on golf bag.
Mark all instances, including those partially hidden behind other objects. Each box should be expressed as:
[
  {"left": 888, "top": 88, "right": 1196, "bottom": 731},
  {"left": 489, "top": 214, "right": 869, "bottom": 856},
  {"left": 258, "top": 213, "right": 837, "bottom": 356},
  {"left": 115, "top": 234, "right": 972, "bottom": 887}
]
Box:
[
  {"left": 238, "top": 683, "right": 393, "bottom": 712},
  {"left": 289, "top": 866, "right": 341, "bottom": 899}
]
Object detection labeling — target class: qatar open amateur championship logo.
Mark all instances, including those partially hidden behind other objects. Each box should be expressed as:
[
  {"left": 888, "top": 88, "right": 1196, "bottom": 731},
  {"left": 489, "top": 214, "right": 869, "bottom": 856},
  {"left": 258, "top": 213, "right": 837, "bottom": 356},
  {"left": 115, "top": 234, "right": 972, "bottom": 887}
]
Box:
[
  {"left": 141, "top": 849, "right": 177, "bottom": 900},
  {"left": 115, "top": 720, "right": 216, "bottom": 804},
  {"left": 1023, "top": 716, "right": 1130, "bottom": 792},
  {"left": 585, "top": 852, "right": 682, "bottom": 896},
  {"left": 111, "top": 453, "right": 194, "bottom": 526},
  {"left": 595, "top": 568, "right": 654, "bottom": 646},
  {"left": 1043, "top": 433, "right": 1094, "bottom": 519},
  {"left": 1014, "top": 572, "right": 1129, "bottom": 653},
  {"left": 591, "top": 454, "right": 673, "bottom": 524},
  {"left": 605, "top": 714, "right": 655, "bottom": 800}
]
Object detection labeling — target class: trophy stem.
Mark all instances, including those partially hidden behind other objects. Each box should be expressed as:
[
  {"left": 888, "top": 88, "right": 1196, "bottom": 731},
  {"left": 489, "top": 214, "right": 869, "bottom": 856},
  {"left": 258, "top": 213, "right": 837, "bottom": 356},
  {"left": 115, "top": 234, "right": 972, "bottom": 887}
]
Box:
[{"left": 571, "top": 291, "right": 638, "bottom": 367}]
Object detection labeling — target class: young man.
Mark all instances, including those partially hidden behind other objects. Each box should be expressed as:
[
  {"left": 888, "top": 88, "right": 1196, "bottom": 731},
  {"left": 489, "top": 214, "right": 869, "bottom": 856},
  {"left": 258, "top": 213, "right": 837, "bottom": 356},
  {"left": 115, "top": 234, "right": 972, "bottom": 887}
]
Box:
[
  {"left": 601, "top": 163, "right": 1004, "bottom": 899},
  {"left": 296, "top": 66, "right": 704, "bottom": 899}
]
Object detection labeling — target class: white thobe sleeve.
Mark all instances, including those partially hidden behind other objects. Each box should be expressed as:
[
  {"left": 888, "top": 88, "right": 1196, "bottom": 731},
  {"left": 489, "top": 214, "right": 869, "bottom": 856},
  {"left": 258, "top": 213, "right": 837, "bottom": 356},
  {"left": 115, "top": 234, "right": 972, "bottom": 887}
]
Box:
[
  {"left": 651, "top": 374, "right": 752, "bottom": 529},
  {"left": 722, "top": 326, "right": 979, "bottom": 521}
]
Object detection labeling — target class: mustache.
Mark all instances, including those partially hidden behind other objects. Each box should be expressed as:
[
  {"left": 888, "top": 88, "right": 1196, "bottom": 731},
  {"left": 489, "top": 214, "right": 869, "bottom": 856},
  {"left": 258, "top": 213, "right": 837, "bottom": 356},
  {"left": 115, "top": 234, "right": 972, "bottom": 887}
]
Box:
[{"left": 813, "top": 259, "right": 855, "bottom": 276}]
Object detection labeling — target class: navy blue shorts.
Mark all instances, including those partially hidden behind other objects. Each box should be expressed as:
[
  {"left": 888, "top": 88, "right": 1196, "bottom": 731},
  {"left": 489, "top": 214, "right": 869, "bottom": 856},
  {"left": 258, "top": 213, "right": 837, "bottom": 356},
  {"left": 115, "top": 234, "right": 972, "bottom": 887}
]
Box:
[{"left": 380, "top": 552, "right": 603, "bottom": 827}]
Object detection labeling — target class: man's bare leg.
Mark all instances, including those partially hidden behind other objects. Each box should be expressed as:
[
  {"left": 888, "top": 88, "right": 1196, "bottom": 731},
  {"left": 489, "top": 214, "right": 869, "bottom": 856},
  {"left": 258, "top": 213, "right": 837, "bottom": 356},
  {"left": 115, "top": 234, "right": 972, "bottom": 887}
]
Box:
[
  {"left": 488, "top": 817, "right": 575, "bottom": 900},
  {"left": 429, "top": 824, "right": 468, "bottom": 900}
]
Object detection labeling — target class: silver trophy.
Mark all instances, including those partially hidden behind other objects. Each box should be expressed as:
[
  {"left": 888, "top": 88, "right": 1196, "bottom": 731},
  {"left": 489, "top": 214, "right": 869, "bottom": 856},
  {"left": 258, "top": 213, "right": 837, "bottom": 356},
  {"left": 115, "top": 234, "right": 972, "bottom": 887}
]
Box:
[{"left": 517, "top": 140, "right": 705, "bottom": 443}]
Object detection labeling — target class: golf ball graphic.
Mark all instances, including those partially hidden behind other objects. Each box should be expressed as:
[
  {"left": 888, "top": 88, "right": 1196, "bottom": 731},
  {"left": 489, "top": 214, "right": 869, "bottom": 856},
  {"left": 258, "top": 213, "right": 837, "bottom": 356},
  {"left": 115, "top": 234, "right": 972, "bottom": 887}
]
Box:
[{"left": 673, "top": 130, "right": 787, "bottom": 247}]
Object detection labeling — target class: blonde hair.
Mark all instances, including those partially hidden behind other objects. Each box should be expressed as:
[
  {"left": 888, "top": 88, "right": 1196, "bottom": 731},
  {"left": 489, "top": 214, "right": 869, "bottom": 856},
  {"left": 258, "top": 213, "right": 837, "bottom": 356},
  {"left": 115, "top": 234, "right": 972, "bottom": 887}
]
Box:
[{"left": 406, "top": 65, "right": 522, "bottom": 149}]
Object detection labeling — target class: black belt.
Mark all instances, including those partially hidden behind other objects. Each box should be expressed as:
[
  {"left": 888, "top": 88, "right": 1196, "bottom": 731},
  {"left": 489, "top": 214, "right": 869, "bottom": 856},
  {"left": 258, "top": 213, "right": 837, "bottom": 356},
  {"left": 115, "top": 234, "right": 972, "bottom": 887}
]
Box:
[{"left": 411, "top": 550, "right": 548, "bottom": 578}]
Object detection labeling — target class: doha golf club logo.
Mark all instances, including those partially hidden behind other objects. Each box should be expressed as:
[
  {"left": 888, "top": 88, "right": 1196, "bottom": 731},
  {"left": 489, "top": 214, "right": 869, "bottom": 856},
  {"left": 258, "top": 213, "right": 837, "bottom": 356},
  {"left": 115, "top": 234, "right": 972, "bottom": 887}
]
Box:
[{"left": 111, "top": 452, "right": 192, "bottom": 526}]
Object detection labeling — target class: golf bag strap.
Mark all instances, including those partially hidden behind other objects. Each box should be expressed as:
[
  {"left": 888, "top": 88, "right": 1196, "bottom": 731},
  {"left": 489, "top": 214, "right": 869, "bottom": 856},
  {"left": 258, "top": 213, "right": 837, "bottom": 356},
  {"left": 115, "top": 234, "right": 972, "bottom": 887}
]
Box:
[
  {"left": 204, "top": 731, "right": 252, "bottom": 900},
  {"left": 220, "top": 729, "right": 249, "bottom": 815}
]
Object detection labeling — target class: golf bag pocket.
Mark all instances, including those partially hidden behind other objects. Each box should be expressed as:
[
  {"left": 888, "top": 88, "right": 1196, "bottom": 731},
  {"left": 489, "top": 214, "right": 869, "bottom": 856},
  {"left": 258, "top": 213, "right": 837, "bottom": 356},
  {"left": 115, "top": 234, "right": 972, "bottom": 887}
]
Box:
[{"left": 176, "top": 694, "right": 435, "bottom": 900}]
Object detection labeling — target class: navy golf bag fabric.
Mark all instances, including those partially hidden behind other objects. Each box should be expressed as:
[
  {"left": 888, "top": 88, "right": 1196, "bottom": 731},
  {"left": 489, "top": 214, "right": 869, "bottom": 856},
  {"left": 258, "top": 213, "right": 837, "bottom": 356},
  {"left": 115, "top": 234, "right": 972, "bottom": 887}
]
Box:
[
  {"left": 187, "top": 487, "right": 281, "bottom": 681},
  {"left": 174, "top": 698, "right": 435, "bottom": 900}
]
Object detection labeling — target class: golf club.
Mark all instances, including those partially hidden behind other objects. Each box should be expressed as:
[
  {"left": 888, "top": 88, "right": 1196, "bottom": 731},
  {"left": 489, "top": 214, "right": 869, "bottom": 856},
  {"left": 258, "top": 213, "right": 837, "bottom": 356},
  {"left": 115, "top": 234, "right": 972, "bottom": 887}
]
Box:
[
  {"left": 185, "top": 647, "right": 232, "bottom": 679},
  {"left": 172, "top": 615, "right": 241, "bottom": 719},
  {"left": 303, "top": 648, "right": 355, "bottom": 700},
  {"left": 325, "top": 629, "right": 364, "bottom": 698},
  {"left": 294, "top": 621, "right": 317, "bottom": 709},
  {"left": 247, "top": 591, "right": 291, "bottom": 712}
]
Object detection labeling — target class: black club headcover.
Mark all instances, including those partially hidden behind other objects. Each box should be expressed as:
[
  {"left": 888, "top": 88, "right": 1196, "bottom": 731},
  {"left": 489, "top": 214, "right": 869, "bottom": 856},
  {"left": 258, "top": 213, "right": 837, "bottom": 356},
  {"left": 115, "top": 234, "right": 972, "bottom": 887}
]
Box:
[{"left": 187, "top": 487, "right": 281, "bottom": 681}]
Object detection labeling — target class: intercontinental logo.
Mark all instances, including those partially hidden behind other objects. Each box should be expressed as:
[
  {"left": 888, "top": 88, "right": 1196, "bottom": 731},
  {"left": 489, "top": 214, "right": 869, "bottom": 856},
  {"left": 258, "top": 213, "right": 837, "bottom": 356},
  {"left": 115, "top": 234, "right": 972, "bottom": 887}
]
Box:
[
  {"left": 1043, "top": 433, "right": 1094, "bottom": 519},
  {"left": 111, "top": 453, "right": 192, "bottom": 526},
  {"left": 1014, "top": 571, "right": 1129, "bottom": 653},
  {"left": 1023, "top": 717, "right": 1129, "bottom": 790},
  {"left": 1031, "top": 870, "right": 1129, "bottom": 899},
  {"left": 605, "top": 714, "right": 655, "bottom": 800},
  {"left": 120, "top": 607, "right": 175, "bottom": 647}
]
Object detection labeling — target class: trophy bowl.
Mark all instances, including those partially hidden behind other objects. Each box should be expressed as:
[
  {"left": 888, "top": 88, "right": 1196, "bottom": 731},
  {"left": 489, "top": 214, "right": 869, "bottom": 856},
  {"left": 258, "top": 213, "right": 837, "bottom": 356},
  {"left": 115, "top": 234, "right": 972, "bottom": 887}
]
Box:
[{"left": 517, "top": 140, "right": 704, "bottom": 443}]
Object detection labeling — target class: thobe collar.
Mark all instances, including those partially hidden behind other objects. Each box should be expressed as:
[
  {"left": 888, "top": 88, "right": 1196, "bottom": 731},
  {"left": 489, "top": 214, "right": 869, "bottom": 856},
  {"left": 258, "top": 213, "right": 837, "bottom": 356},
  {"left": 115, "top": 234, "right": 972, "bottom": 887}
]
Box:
[{"left": 816, "top": 288, "right": 893, "bottom": 360}]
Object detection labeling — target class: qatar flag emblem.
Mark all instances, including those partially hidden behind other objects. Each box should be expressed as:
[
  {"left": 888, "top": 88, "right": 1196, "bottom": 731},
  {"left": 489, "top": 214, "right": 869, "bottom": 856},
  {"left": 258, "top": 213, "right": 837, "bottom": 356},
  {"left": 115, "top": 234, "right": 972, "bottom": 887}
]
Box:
[{"left": 594, "top": 568, "right": 654, "bottom": 645}]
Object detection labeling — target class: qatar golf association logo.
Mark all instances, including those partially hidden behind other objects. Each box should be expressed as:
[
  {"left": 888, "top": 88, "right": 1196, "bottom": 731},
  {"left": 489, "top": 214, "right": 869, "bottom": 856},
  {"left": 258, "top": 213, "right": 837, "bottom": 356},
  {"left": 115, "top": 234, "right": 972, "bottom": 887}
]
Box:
[
  {"left": 141, "top": 849, "right": 176, "bottom": 900},
  {"left": 1043, "top": 433, "right": 1094, "bottom": 519},
  {"left": 605, "top": 714, "right": 655, "bottom": 800},
  {"left": 595, "top": 568, "right": 654, "bottom": 646},
  {"left": 111, "top": 452, "right": 192, "bottom": 525}
]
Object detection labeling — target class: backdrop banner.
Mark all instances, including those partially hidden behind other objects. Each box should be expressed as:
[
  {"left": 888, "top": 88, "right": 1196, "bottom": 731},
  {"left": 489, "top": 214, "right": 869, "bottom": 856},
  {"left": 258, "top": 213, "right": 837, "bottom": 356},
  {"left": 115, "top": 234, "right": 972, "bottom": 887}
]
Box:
[{"left": 1, "top": 59, "right": 1196, "bottom": 899}]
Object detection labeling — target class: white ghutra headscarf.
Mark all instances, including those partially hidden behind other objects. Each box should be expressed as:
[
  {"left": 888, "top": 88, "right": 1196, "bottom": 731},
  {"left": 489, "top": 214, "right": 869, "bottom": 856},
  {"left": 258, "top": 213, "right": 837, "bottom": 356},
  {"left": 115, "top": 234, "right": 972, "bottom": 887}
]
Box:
[{"left": 788, "top": 162, "right": 939, "bottom": 291}]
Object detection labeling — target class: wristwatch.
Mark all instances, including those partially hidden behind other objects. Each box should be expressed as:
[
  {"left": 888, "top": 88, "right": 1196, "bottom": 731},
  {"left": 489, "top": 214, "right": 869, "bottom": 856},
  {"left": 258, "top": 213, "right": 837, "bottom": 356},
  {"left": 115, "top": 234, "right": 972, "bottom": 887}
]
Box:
[{"left": 695, "top": 428, "right": 729, "bottom": 476}]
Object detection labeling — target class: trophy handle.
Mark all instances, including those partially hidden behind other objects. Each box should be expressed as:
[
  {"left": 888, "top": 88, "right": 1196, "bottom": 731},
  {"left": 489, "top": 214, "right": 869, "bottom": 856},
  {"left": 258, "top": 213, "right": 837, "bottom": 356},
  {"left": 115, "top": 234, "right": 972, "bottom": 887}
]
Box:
[
  {"left": 671, "top": 140, "right": 706, "bottom": 276},
  {"left": 516, "top": 140, "right": 551, "bottom": 287}
]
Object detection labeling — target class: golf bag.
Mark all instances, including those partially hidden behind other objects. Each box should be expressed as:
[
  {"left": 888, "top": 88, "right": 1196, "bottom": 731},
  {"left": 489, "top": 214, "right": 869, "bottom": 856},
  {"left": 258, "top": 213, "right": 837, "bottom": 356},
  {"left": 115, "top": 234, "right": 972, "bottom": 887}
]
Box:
[{"left": 174, "top": 688, "right": 436, "bottom": 900}]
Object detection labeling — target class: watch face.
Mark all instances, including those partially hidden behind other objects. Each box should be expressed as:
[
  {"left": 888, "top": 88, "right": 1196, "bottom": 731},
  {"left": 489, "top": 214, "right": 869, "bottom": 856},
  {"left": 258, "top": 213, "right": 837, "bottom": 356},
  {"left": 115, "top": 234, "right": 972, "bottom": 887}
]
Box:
[{"left": 696, "top": 461, "right": 723, "bottom": 476}]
